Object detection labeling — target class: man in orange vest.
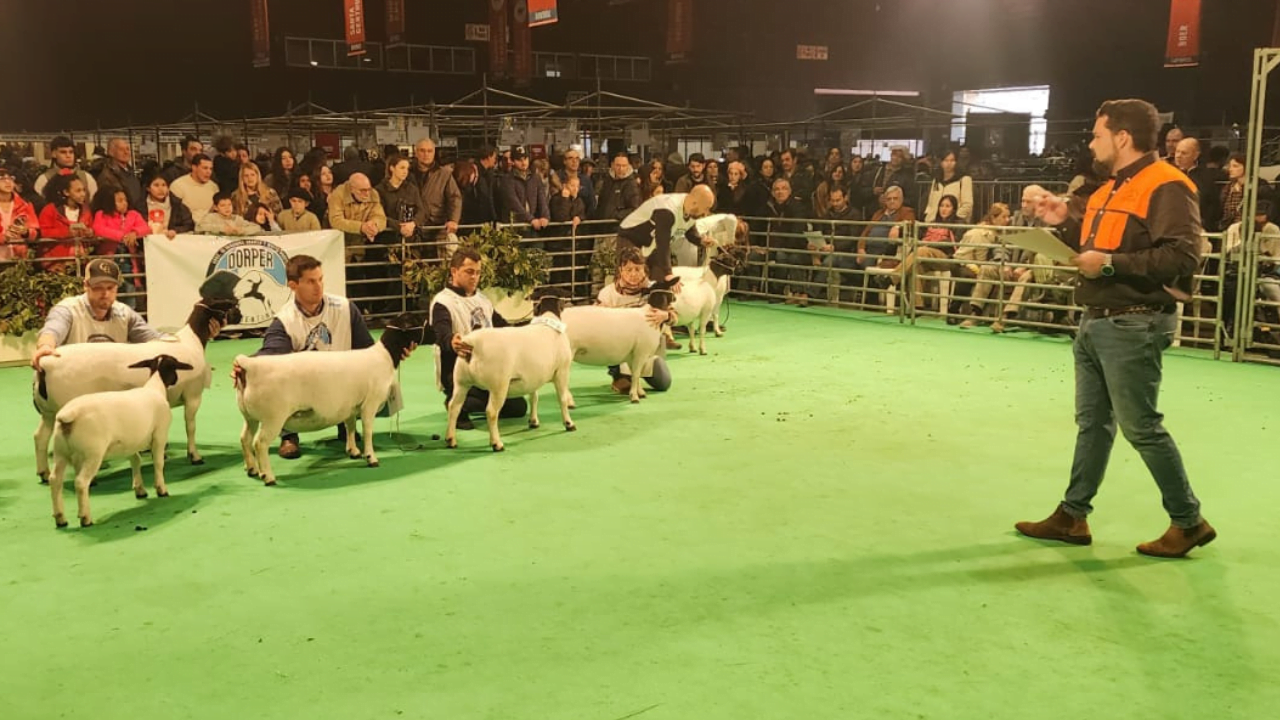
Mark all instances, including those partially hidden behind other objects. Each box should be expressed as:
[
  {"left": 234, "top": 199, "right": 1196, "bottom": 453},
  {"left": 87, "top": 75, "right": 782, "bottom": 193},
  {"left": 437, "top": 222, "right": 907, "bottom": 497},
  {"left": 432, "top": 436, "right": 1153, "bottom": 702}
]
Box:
[{"left": 1015, "top": 98, "right": 1215, "bottom": 558}]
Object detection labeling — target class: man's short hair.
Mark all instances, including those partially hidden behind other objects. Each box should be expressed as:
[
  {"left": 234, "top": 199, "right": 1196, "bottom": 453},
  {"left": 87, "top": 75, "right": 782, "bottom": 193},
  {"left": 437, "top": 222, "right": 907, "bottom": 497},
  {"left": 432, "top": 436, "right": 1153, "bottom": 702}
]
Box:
[
  {"left": 213, "top": 190, "right": 234, "bottom": 205},
  {"left": 828, "top": 186, "right": 846, "bottom": 199},
  {"left": 882, "top": 185, "right": 904, "bottom": 198},
  {"left": 183, "top": 135, "right": 201, "bottom": 150},
  {"left": 192, "top": 155, "right": 212, "bottom": 169},
  {"left": 450, "top": 246, "right": 482, "bottom": 269},
  {"left": 214, "top": 136, "right": 234, "bottom": 154},
  {"left": 1096, "top": 99, "right": 1160, "bottom": 153},
  {"left": 477, "top": 145, "right": 497, "bottom": 161},
  {"left": 286, "top": 254, "right": 322, "bottom": 282},
  {"left": 772, "top": 177, "right": 791, "bottom": 189},
  {"left": 50, "top": 135, "right": 74, "bottom": 151}
]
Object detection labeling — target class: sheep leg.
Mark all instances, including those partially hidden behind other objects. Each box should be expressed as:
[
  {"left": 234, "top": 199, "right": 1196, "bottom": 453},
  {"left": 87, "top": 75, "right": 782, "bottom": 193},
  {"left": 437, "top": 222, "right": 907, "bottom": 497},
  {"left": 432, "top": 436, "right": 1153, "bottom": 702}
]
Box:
[
  {"left": 50, "top": 455, "right": 68, "bottom": 528},
  {"left": 361, "top": 405, "right": 379, "bottom": 467},
  {"left": 74, "top": 457, "right": 103, "bottom": 527},
  {"left": 131, "top": 453, "right": 147, "bottom": 499},
  {"left": 714, "top": 276, "right": 729, "bottom": 336},
  {"left": 486, "top": 384, "right": 509, "bottom": 452},
  {"left": 35, "top": 415, "right": 54, "bottom": 483},
  {"left": 253, "top": 418, "right": 284, "bottom": 486},
  {"left": 444, "top": 385, "right": 469, "bottom": 449},
  {"left": 687, "top": 322, "right": 698, "bottom": 353},
  {"left": 152, "top": 430, "right": 169, "bottom": 498},
  {"left": 628, "top": 355, "right": 645, "bottom": 403},
  {"left": 528, "top": 388, "right": 540, "bottom": 429},
  {"left": 183, "top": 394, "right": 203, "bottom": 465},
  {"left": 240, "top": 418, "right": 260, "bottom": 477},
  {"left": 344, "top": 415, "right": 361, "bottom": 459},
  {"left": 698, "top": 313, "right": 708, "bottom": 355},
  {"left": 554, "top": 369, "right": 576, "bottom": 432}
]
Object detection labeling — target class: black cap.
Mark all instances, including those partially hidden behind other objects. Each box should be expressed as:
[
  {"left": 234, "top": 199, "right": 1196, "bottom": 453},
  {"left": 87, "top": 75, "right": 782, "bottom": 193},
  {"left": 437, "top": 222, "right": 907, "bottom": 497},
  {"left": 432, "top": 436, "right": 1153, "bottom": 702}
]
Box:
[
  {"left": 85, "top": 258, "right": 121, "bottom": 286},
  {"left": 511, "top": 145, "right": 529, "bottom": 160},
  {"left": 287, "top": 187, "right": 313, "bottom": 203}
]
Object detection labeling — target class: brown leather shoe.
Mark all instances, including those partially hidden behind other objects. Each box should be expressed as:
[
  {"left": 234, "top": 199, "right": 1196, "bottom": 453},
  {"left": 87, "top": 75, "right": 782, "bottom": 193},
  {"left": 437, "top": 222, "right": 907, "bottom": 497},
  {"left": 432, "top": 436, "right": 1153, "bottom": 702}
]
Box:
[
  {"left": 665, "top": 337, "right": 682, "bottom": 351},
  {"left": 1015, "top": 504, "right": 1092, "bottom": 545},
  {"left": 278, "top": 437, "right": 301, "bottom": 460},
  {"left": 1136, "top": 520, "right": 1216, "bottom": 558},
  {"left": 611, "top": 376, "right": 632, "bottom": 395}
]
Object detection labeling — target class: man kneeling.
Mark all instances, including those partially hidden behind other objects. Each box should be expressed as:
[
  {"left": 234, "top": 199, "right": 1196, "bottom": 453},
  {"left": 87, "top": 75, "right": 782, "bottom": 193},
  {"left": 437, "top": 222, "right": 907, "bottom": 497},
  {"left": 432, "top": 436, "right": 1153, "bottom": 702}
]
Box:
[{"left": 596, "top": 247, "right": 675, "bottom": 394}]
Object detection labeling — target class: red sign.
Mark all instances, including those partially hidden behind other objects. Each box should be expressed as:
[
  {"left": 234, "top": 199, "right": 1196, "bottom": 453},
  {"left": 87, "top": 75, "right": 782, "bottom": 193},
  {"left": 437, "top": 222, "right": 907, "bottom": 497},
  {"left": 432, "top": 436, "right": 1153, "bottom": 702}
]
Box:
[
  {"left": 344, "top": 0, "right": 366, "bottom": 57},
  {"left": 250, "top": 0, "right": 270, "bottom": 68},
  {"left": 489, "top": 0, "right": 508, "bottom": 78},
  {"left": 512, "top": 0, "right": 532, "bottom": 85},
  {"left": 1164, "top": 0, "right": 1200, "bottom": 68},
  {"left": 528, "top": 0, "right": 559, "bottom": 27},
  {"left": 666, "top": 0, "right": 694, "bottom": 64},
  {"left": 314, "top": 133, "right": 341, "bottom": 160},
  {"left": 386, "top": 0, "right": 406, "bottom": 48},
  {"left": 529, "top": 144, "right": 547, "bottom": 160}
]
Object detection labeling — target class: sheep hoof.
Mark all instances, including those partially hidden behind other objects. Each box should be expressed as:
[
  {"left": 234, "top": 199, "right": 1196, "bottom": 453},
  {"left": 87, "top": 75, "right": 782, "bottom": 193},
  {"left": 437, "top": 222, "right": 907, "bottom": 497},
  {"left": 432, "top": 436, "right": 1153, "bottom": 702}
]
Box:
[
  {"left": 630, "top": 397, "right": 640, "bottom": 404},
  {"left": 38, "top": 472, "right": 49, "bottom": 485},
  {"left": 699, "top": 349, "right": 707, "bottom": 356},
  {"left": 188, "top": 454, "right": 204, "bottom": 466},
  {"left": 367, "top": 459, "right": 380, "bottom": 468},
  {"left": 263, "top": 478, "right": 276, "bottom": 487},
  {"left": 54, "top": 517, "right": 67, "bottom": 529},
  {"left": 492, "top": 444, "right": 505, "bottom": 453},
  {"left": 157, "top": 489, "right": 169, "bottom": 498},
  {"left": 528, "top": 420, "right": 540, "bottom": 429},
  {"left": 568, "top": 402, "right": 577, "bottom": 410},
  {"left": 715, "top": 330, "right": 725, "bottom": 337},
  {"left": 135, "top": 490, "right": 148, "bottom": 500},
  {"left": 79, "top": 518, "right": 93, "bottom": 528},
  {"left": 348, "top": 451, "right": 362, "bottom": 460},
  {"left": 446, "top": 439, "right": 457, "bottom": 449},
  {"left": 565, "top": 423, "right": 576, "bottom": 432}
]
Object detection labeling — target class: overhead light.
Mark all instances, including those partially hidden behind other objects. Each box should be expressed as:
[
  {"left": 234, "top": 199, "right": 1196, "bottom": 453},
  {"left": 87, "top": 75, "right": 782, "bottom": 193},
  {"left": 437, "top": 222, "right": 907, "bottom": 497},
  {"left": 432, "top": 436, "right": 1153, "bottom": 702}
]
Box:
[
  {"left": 310, "top": 60, "right": 319, "bottom": 67},
  {"left": 813, "top": 89, "right": 920, "bottom": 97}
]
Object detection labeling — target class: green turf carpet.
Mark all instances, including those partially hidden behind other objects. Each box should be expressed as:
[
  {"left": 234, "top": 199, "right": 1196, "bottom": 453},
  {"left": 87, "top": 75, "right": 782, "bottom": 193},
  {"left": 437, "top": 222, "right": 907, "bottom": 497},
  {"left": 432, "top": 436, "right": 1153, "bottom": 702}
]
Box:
[{"left": 1, "top": 302, "right": 1277, "bottom": 719}]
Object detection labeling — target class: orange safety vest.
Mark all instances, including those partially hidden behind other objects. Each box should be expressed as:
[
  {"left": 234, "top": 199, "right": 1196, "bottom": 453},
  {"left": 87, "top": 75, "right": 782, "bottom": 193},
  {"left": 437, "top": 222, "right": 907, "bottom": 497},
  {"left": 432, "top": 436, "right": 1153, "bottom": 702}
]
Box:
[{"left": 1082, "top": 160, "right": 1198, "bottom": 252}]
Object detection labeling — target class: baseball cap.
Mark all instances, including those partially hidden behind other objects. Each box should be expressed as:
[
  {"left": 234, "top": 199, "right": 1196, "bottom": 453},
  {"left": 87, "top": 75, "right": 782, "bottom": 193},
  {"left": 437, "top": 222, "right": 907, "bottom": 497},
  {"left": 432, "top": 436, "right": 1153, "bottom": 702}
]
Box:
[
  {"left": 511, "top": 145, "right": 529, "bottom": 160},
  {"left": 85, "top": 258, "right": 121, "bottom": 286},
  {"left": 287, "top": 187, "right": 313, "bottom": 203}
]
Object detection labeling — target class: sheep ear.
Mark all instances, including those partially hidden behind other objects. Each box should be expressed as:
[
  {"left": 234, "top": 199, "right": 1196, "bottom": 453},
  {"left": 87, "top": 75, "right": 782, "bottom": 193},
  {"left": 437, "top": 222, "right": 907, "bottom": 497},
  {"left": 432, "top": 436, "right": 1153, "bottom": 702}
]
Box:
[
  {"left": 127, "top": 359, "right": 153, "bottom": 370},
  {"left": 175, "top": 361, "right": 195, "bottom": 371}
]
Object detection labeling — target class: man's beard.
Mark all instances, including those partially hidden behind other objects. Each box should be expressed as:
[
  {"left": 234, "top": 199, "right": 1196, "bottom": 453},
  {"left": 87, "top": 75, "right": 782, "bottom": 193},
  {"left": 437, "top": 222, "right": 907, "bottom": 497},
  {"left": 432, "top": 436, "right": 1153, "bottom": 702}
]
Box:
[{"left": 1092, "top": 158, "right": 1113, "bottom": 178}]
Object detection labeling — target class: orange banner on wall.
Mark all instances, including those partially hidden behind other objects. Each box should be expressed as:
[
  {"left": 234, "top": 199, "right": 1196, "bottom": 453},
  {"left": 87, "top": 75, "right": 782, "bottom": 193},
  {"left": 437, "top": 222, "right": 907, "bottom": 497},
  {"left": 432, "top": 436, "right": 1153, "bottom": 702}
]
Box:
[
  {"left": 528, "top": 0, "right": 558, "bottom": 27},
  {"left": 1164, "top": 0, "right": 1200, "bottom": 68},
  {"left": 512, "top": 0, "right": 532, "bottom": 85},
  {"left": 666, "top": 0, "right": 694, "bottom": 64},
  {"left": 489, "top": 0, "right": 508, "bottom": 78},
  {"left": 250, "top": 0, "right": 270, "bottom": 68},
  {"left": 386, "top": 0, "right": 405, "bottom": 48},
  {"left": 344, "top": 0, "right": 366, "bottom": 57}
]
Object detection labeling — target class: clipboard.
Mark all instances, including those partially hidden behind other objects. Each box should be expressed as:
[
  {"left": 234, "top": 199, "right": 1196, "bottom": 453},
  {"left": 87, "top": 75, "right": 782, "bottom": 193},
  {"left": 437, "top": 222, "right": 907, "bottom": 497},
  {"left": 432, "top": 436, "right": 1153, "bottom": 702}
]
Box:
[{"left": 1005, "top": 228, "right": 1078, "bottom": 263}]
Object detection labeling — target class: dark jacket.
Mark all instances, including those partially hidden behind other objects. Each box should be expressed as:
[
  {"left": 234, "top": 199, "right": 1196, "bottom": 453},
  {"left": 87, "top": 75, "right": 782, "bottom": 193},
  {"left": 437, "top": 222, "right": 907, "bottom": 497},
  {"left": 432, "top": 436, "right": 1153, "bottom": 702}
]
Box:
[
  {"left": 463, "top": 167, "right": 499, "bottom": 226},
  {"left": 764, "top": 196, "right": 811, "bottom": 251},
  {"left": 549, "top": 192, "right": 587, "bottom": 223},
  {"left": 409, "top": 163, "right": 463, "bottom": 232},
  {"left": 213, "top": 156, "right": 240, "bottom": 201},
  {"left": 498, "top": 170, "right": 549, "bottom": 224},
  {"left": 97, "top": 161, "right": 144, "bottom": 212},
  {"left": 1060, "top": 153, "right": 1202, "bottom": 309},
  {"left": 716, "top": 182, "right": 767, "bottom": 217},
  {"left": 1184, "top": 165, "right": 1224, "bottom": 234},
  {"left": 376, "top": 177, "right": 426, "bottom": 227},
  {"left": 594, "top": 169, "right": 641, "bottom": 222},
  {"left": 822, "top": 204, "right": 863, "bottom": 254}
]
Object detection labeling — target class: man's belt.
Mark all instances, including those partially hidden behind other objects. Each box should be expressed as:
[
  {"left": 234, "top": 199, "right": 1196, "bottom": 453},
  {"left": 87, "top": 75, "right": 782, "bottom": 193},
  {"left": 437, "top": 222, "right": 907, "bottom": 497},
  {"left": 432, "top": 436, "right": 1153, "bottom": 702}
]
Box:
[{"left": 1084, "top": 304, "right": 1175, "bottom": 319}]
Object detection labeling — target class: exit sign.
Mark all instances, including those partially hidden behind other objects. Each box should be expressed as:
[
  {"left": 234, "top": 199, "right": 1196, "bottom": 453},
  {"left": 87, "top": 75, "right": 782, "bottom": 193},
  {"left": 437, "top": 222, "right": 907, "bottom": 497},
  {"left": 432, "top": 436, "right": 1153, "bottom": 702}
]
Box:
[{"left": 796, "top": 45, "right": 829, "bottom": 61}]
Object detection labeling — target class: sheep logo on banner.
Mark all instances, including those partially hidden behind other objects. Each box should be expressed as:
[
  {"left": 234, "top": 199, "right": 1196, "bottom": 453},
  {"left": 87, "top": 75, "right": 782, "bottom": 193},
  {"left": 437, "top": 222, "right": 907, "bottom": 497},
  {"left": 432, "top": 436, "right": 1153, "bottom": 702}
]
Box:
[{"left": 206, "top": 239, "right": 292, "bottom": 326}]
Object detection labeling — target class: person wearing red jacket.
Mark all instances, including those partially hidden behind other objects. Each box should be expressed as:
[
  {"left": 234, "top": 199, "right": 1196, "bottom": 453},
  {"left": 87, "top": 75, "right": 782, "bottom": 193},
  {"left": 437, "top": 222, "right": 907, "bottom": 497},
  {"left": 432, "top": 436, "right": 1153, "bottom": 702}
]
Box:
[
  {"left": 0, "top": 166, "right": 39, "bottom": 261},
  {"left": 38, "top": 173, "right": 95, "bottom": 271},
  {"left": 91, "top": 188, "right": 151, "bottom": 306}
]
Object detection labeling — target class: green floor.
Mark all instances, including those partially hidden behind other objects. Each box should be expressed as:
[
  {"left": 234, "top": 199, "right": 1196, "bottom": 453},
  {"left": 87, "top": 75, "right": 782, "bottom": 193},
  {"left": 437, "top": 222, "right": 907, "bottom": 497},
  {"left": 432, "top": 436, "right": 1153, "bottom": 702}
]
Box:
[{"left": 2, "top": 302, "right": 1278, "bottom": 719}]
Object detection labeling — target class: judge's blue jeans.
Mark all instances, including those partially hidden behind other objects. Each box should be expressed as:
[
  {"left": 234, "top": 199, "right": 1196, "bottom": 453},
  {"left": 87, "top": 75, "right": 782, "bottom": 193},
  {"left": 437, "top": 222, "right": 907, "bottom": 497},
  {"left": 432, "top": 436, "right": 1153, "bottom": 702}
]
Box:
[{"left": 1063, "top": 311, "right": 1203, "bottom": 528}]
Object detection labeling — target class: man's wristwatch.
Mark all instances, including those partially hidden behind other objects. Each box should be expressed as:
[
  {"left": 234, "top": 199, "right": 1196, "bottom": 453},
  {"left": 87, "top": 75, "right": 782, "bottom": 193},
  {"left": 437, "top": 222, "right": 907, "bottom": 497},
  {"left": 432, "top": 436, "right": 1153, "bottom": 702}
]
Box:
[{"left": 1100, "top": 254, "right": 1115, "bottom": 277}]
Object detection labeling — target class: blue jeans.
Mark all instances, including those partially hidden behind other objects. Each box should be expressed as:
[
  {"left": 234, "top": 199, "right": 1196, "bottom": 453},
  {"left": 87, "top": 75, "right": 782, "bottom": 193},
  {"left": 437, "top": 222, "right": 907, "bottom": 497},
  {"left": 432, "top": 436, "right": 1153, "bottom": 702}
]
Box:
[{"left": 1063, "top": 311, "right": 1202, "bottom": 528}]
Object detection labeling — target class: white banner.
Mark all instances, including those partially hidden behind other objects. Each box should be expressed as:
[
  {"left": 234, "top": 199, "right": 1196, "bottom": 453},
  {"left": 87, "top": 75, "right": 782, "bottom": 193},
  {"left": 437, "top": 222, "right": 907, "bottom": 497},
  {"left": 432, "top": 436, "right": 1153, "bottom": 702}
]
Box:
[{"left": 143, "top": 230, "right": 347, "bottom": 332}]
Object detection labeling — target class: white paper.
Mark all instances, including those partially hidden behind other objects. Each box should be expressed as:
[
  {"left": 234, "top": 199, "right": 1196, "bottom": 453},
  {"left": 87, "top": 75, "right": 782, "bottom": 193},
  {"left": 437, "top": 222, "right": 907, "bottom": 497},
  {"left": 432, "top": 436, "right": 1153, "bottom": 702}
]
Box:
[{"left": 1005, "top": 228, "right": 1079, "bottom": 263}]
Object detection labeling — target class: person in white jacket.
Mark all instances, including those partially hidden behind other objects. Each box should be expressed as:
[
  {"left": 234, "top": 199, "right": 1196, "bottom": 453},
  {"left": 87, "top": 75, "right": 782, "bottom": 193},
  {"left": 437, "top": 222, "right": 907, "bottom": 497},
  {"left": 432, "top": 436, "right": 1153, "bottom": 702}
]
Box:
[{"left": 923, "top": 150, "right": 974, "bottom": 223}]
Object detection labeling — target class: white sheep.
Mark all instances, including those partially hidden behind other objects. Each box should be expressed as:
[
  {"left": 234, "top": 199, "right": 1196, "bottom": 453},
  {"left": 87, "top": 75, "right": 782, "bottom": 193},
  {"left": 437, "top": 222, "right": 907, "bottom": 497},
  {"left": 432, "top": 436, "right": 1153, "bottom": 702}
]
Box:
[
  {"left": 446, "top": 294, "right": 575, "bottom": 452},
  {"left": 48, "top": 354, "right": 194, "bottom": 529},
  {"left": 672, "top": 249, "right": 746, "bottom": 353},
  {"left": 33, "top": 298, "right": 241, "bottom": 483},
  {"left": 233, "top": 314, "right": 429, "bottom": 486},
  {"left": 561, "top": 279, "right": 678, "bottom": 404}
]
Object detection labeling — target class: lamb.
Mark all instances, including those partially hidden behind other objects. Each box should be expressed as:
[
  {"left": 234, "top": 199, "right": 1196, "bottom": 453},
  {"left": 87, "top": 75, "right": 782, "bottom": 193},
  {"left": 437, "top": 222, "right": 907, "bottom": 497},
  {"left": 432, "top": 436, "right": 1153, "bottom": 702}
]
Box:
[
  {"left": 446, "top": 291, "right": 575, "bottom": 452},
  {"left": 561, "top": 278, "right": 679, "bottom": 404},
  {"left": 48, "top": 354, "right": 194, "bottom": 529},
  {"left": 672, "top": 248, "right": 745, "bottom": 353},
  {"left": 233, "top": 314, "right": 430, "bottom": 486},
  {"left": 33, "top": 295, "right": 241, "bottom": 484}
]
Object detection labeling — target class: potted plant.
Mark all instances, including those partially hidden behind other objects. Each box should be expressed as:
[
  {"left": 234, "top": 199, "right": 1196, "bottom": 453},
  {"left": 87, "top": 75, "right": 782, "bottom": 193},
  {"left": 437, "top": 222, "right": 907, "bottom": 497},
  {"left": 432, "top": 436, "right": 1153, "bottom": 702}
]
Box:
[
  {"left": 0, "top": 260, "right": 83, "bottom": 366},
  {"left": 399, "top": 224, "right": 550, "bottom": 322}
]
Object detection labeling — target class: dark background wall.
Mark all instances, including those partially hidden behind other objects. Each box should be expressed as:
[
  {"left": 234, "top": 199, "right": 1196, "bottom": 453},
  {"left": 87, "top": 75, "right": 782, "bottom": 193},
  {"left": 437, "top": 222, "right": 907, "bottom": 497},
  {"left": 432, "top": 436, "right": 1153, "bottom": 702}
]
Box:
[{"left": 2, "top": 0, "right": 1278, "bottom": 131}]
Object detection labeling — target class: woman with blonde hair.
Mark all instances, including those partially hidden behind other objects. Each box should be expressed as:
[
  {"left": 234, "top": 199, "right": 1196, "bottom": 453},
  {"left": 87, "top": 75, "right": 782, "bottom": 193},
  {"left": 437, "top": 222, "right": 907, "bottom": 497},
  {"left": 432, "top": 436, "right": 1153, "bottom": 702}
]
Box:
[{"left": 232, "top": 162, "right": 283, "bottom": 217}]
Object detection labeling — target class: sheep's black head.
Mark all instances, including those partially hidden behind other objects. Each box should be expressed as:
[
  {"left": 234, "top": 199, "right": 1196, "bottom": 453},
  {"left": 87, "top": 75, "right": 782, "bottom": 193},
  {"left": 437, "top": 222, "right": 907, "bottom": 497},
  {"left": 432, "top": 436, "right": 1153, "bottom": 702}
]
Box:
[
  {"left": 531, "top": 287, "right": 570, "bottom": 318},
  {"left": 644, "top": 276, "right": 679, "bottom": 311},
  {"left": 382, "top": 313, "right": 433, "bottom": 368},
  {"left": 709, "top": 246, "right": 747, "bottom": 279},
  {"left": 128, "top": 354, "right": 195, "bottom": 388}
]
